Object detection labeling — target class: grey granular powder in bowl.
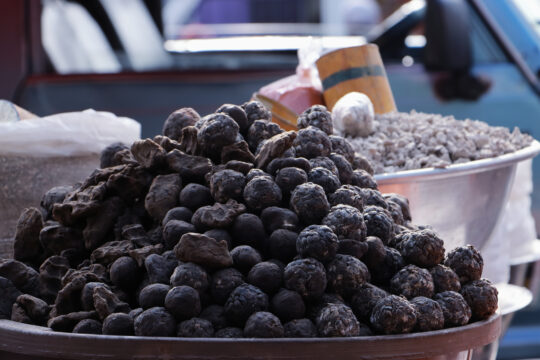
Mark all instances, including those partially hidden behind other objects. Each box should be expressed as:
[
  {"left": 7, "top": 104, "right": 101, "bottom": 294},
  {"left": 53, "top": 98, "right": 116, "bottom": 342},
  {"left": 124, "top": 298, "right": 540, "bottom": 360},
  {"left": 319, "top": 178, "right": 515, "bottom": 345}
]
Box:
[
  {"left": 0, "top": 155, "right": 99, "bottom": 258},
  {"left": 343, "top": 111, "right": 533, "bottom": 174}
]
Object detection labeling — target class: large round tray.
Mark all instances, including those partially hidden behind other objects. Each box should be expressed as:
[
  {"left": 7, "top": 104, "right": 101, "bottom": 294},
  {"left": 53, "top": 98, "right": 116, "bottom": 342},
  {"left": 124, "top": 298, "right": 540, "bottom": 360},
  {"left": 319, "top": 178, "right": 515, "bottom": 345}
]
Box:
[
  {"left": 376, "top": 140, "right": 540, "bottom": 251},
  {"left": 0, "top": 314, "right": 500, "bottom": 360}
]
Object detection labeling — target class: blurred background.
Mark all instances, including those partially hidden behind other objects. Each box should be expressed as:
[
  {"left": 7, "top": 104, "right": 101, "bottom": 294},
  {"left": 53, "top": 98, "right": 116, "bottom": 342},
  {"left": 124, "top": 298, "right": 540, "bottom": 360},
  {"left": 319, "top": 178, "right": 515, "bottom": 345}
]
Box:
[{"left": 1, "top": 1, "right": 540, "bottom": 358}]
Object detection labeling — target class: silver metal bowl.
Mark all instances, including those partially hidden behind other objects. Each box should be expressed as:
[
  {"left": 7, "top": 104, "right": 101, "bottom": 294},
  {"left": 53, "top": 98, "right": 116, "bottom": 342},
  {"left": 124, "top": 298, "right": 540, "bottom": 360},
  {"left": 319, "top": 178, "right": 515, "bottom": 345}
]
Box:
[{"left": 375, "top": 140, "right": 540, "bottom": 251}]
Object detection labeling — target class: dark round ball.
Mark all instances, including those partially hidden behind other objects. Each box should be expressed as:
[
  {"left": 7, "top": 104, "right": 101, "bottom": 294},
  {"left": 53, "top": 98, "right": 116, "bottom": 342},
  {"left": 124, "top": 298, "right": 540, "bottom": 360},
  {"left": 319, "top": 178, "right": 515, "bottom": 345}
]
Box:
[
  {"left": 328, "top": 185, "right": 364, "bottom": 211},
  {"left": 162, "top": 207, "right": 193, "bottom": 226},
  {"left": 243, "top": 176, "right": 282, "bottom": 212},
  {"left": 283, "top": 318, "right": 317, "bottom": 337},
  {"left": 308, "top": 167, "right": 341, "bottom": 194},
  {"left": 102, "top": 313, "right": 134, "bottom": 335},
  {"left": 203, "top": 229, "right": 232, "bottom": 249},
  {"left": 384, "top": 200, "right": 405, "bottom": 226},
  {"left": 163, "top": 107, "right": 200, "bottom": 140},
  {"left": 139, "top": 283, "right": 170, "bottom": 309},
  {"left": 290, "top": 182, "right": 330, "bottom": 225},
  {"left": 293, "top": 126, "right": 332, "bottom": 159},
  {"left": 309, "top": 157, "right": 339, "bottom": 176},
  {"left": 164, "top": 286, "right": 201, "bottom": 320},
  {"left": 351, "top": 153, "right": 374, "bottom": 174},
  {"left": 170, "top": 263, "right": 209, "bottom": 295},
  {"left": 398, "top": 229, "right": 445, "bottom": 267},
  {"left": 384, "top": 193, "right": 411, "bottom": 222},
  {"left": 179, "top": 184, "right": 213, "bottom": 211},
  {"left": 296, "top": 225, "right": 339, "bottom": 263},
  {"left": 210, "top": 170, "right": 246, "bottom": 203},
  {"left": 198, "top": 113, "right": 239, "bottom": 153},
  {"left": 444, "top": 245, "right": 484, "bottom": 284},
  {"left": 370, "top": 295, "right": 417, "bottom": 334},
  {"left": 267, "top": 157, "right": 311, "bottom": 175},
  {"left": 200, "top": 305, "right": 227, "bottom": 330},
  {"left": 460, "top": 279, "right": 498, "bottom": 320},
  {"left": 297, "top": 105, "right": 333, "bottom": 135},
  {"left": 390, "top": 265, "right": 435, "bottom": 299},
  {"left": 350, "top": 284, "right": 388, "bottom": 322},
  {"left": 162, "top": 220, "right": 196, "bottom": 250},
  {"left": 410, "top": 296, "right": 445, "bottom": 332},
  {"left": 362, "top": 236, "right": 386, "bottom": 269},
  {"left": 338, "top": 239, "right": 368, "bottom": 260},
  {"left": 359, "top": 188, "right": 388, "bottom": 209},
  {"left": 217, "top": 104, "right": 249, "bottom": 133},
  {"left": 434, "top": 291, "right": 472, "bottom": 327},
  {"left": 351, "top": 169, "right": 378, "bottom": 189},
  {"left": 370, "top": 247, "right": 405, "bottom": 285},
  {"left": 210, "top": 268, "right": 244, "bottom": 305},
  {"left": 260, "top": 207, "right": 299, "bottom": 234},
  {"left": 244, "top": 311, "right": 284, "bottom": 338},
  {"left": 73, "top": 319, "right": 102, "bottom": 334},
  {"left": 430, "top": 264, "right": 461, "bottom": 293},
  {"left": 305, "top": 293, "right": 345, "bottom": 321},
  {"left": 329, "top": 153, "right": 354, "bottom": 184},
  {"left": 134, "top": 307, "right": 177, "bottom": 337},
  {"left": 323, "top": 204, "right": 366, "bottom": 240},
  {"left": 271, "top": 288, "right": 305, "bottom": 322},
  {"left": 215, "top": 327, "right": 244, "bottom": 338},
  {"left": 329, "top": 135, "right": 355, "bottom": 164},
  {"left": 247, "top": 262, "right": 282, "bottom": 295},
  {"left": 242, "top": 100, "right": 272, "bottom": 126},
  {"left": 283, "top": 258, "right": 327, "bottom": 300},
  {"left": 110, "top": 256, "right": 140, "bottom": 290},
  {"left": 247, "top": 120, "right": 283, "bottom": 152},
  {"left": 177, "top": 317, "right": 214, "bottom": 337},
  {"left": 316, "top": 303, "right": 360, "bottom": 337},
  {"left": 224, "top": 284, "right": 269, "bottom": 326},
  {"left": 275, "top": 167, "right": 308, "bottom": 196},
  {"left": 232, "top": 213, "right": 266, "bottom": 248},
  {"left": 268, "top": 229, "right": 298, "bottom": 263},
  {"left": 363, "top": 206, "right": 394, "bottom": 244},
  {"left": 100, "top": 142, "right": 129, "bottom": 168},
  {"left": 230, "top": 245, "right": 262, "bottom": 274},
  {"left": 326, "top": 254, "right": 370, "bottom": 297}
]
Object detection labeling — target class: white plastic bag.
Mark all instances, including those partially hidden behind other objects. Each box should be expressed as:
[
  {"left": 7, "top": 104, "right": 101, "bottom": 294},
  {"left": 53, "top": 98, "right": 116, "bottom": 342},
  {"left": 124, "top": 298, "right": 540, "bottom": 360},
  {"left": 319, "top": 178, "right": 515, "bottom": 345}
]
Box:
[{"left": 0, "top": 109, "right": 140, "bottom": 156}]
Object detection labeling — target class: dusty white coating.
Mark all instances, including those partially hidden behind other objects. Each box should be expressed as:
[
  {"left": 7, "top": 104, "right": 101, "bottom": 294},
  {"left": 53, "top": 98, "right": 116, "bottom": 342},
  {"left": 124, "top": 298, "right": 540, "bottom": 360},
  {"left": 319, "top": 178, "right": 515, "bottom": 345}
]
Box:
[{"left": 332, "top": 92, "right": 374, "bottom": 138}]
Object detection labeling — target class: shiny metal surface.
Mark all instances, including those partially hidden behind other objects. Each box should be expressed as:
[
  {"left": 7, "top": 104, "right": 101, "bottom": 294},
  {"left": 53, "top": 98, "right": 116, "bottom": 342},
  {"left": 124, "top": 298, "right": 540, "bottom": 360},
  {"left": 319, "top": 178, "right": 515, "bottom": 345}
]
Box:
[{"left": 376, "top": 141, "right": 540, "bottom": 251}]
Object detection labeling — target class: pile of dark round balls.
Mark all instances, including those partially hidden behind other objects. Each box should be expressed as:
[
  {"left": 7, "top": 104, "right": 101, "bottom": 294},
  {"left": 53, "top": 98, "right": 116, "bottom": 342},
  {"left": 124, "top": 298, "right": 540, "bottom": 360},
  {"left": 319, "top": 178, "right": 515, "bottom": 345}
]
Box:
[{"left": 5, "top": 102, "right": 497, "bottom": 338}]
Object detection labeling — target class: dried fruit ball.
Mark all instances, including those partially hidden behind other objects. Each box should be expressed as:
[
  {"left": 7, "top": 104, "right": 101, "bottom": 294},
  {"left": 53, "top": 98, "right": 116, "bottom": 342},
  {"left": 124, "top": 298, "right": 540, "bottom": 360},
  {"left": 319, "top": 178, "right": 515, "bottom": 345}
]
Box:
[
  {"left": 444, "top": 245, "right": 484, "bottom": 284},
  {"left": 162, "top": 207, "right": 193, "bottom": 226},
  {"left": 170, "top": 263, "right": 209, "bottom": 295},
  {"left": 100, "top": 142, "right": 129, "bottom": 168},
  {"left": 72, "top": 319, "right": 102, "bottom": 334},
  {"left": 242, "top": 100, "right": 271, "bottom": 126},
  {"left": 271, "top": 288, "right": 305, "bottom": 322},
  {"left": 329, "top": 153, "right": 354, "bottom": 184},
  {"left": 308, "top": 167, "right": 341, "bottom": 195},
  {"left": 260, "top": 207, "right": 299, "bottom": 234},
  {"left": 362, "top": 236, "right": 386, "bottom": 269},
  {"left": 410, "top": 296, "right": 444, "bottom": 332},
  {"left": 351, "top": 169, "right": 377, "bottom": 189},
  {"left": 197, "top": 113, "right": 239, "bottom": 152},
  {"left": 110, "top": 256, "right": 140, "bottom": 290},
  {"left": 338, "top": 239, "right": 368, "bottom": 260},
  {"left": 215, "top": 327, "right": 244, "bottom": 338},
  {"left": 363, "top": 206, "right": 394, "bottom": 244},
  {"left": 323, "top": 204, "right": 366, "bottom": 241},
  {"left": 275, "top": 167, "right": 308, "bottom": 196},
  {"left": 163, "top": 107, "right": 199, "bottom": 140},
  {"left": 283, "top": 258, "right": 327, "bottom": 300},
  {"left": 283, "top": 318, "right": 317, "bottom": 337},
  {"left": 293, "top": 126, "right": 332, "bottom": 159},
  {"left": 305, "top": 293, "right": 345, "bottom": 321},
  {"left": 460, "top": 279, "right": 498, "bottom": 320},
  {"left": 384, "top": 193, "right": 411, "bottom": 222},
  {"left": 179, "top": 184, "right": 213, "bottom": 211},
  {"left": 268, "top": 229, "right": 298, "bottom": 263},
  {"left": 329, "top": 135, "right": 355, "bottom": 163},
  {"left": 102, "top": 313, "right": 134, "bottom": 335},
  {"left": 210, "top": 268, "right": 244, "bottom": 305},
  {"left": 231, "top": 213, "right": 266, "bottom": 248},
  {"left": 177, "top": 318, "right": 214, "bottom": 337},
  {"left": 398, "top": 229, "right": 445, "bottom": 268},
  {"left": 200, "top": 305, "right": 227, "bottom": 330},
  {"left": 247, "top": 120, "right": 283, "bottom": 152},
  {"left": 359, "top": 188, "right": 388, "bottom": 209},
  {"left": 224, "top": 284, "right": 269, "bottom": 325},
  {"left": 210, "top": 170, "right": 246, "bottom": 203},
  {"left": 350, "top": 284, "right": 388, "bottom": 322},
  {"left": 230, "top": 245, "right": 262, "bottom": 274},
  {"left": 247, "top": 262, "right": 282, "bottom": 295},
  {"left": 434, "top": 291, "right": 472, "bottom": 327},
  {"left": 327, "top": 254, "right": 370, "bottom": 297},
  {"left": 243, "top": 176, "right": 282, "bottom": 212},
  {"left": 370, "top": 247, "right": 405, "bottom": 286},
  {"left": 246, "top": 169, "right": 272, "bottom": 182},
  {"left": 297, "top": 105, "right": 333, "bottom": 135},
  {"left": 164, "top": 286, "right": 201, "bottom": 320},
  {"left": 139, "top": 283, "right": 170, "bottom": 309},
  {"left": 267, "top": 157, "right": 311, "bottom": 175},
  {"left": 316, "top": 303, "right": 360, "bottom": 337},
  {"left": 328, "top": 185, "right": 364, "bottom": 211},
  {"left": 296, "top": 225, "right": 339, "bottom": 263},
  {"left": 370, "top": 295, "right": 417, "bottom": 334},
  {"left": 134, "top": 307, "right": 176, "bottom": 337},
  {"left": 430, "top": 264, "right": 461, "bottom": 293},
  {"left": 309, "top": 157, "right": 339, "bottom": 177},
  {"left": 384, "top": 200, "right": 405, "bottom": 226},
  {"left": 217, "top": 104, "right": 249, "bottom": 133},
  {"left": 352, "top": 153, "right": 374, "bottom": 175},
  {"left": 163, "top": 220, "right": 196, "bottom": 250},
  {"left": 290, "top": 182, "right": 330, "bottom": 225},
  {"left": 243, "top": 311, "right": 283, "bottom": 338}
]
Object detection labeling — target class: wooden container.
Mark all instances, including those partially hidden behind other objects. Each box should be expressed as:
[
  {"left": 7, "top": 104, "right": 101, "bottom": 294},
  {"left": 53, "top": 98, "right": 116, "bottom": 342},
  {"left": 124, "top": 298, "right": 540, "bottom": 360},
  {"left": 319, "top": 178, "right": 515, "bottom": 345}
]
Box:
[
  {"left": 316, "top": 44, "right": 397, "bottom": 113},
  {"left": 253, "top": 93, "right": 298, "bottom": 131}
]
